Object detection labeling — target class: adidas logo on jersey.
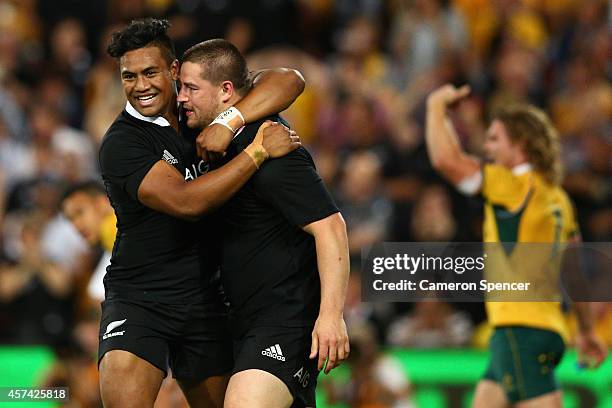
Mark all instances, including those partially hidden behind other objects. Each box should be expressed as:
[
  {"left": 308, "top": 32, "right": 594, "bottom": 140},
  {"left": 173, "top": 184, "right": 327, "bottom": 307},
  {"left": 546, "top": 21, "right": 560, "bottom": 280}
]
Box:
[
  {"left": 162, "top": 149, "right": 178, "bottom": 165},
  {"left": 262, "top": 344, "right": 285, "bottom": 361}
]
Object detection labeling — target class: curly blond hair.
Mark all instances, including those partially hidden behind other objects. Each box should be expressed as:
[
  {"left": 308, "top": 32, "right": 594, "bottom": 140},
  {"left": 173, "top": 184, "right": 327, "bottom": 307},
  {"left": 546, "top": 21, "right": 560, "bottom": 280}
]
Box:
[{"left": 495, "top": 105, "right": 563, "bottom": 185}]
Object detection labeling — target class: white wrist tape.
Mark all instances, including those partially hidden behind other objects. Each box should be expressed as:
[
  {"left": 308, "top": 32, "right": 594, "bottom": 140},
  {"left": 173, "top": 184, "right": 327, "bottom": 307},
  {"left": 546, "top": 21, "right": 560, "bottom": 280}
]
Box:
[{"left": 209, "top": 106, "right": 245, "bottom": 132}]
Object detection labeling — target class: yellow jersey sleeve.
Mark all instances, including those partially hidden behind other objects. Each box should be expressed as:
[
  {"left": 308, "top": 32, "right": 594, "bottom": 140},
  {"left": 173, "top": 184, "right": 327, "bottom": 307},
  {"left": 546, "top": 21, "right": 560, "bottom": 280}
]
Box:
[
  {"left": 482, "top": 164, "right": 532, "bottom": 211},
  {"left": 99, "top": 213, "right": 117, "bottom": 253}
]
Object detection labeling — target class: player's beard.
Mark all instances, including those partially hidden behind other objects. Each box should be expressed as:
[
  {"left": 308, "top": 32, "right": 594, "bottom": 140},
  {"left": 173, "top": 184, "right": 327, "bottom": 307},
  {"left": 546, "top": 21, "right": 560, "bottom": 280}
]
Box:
[{"left": 202, "top": 104, "right": 225, "bottom": 128}]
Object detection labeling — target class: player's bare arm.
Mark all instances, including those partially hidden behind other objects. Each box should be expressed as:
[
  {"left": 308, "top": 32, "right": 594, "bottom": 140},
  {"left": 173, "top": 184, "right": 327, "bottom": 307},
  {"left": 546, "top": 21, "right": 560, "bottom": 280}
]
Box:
[
  {"left": 568, "top": 233, "right": 608, "bottom": 369},
  {"left": 425, "top": 84, "right": 481, "bottom": 186},
  {"left": 138, "top": 121, "right": 300, "bottom": 220},
  {"left": 302, "top": 212, "right": 350, "bottom": 374},
  {"left": 197, "top": 68, "right": 305, "bottom": 155},
  {"left": 573, "top": 302, "right": 608, "bottom": 369}
]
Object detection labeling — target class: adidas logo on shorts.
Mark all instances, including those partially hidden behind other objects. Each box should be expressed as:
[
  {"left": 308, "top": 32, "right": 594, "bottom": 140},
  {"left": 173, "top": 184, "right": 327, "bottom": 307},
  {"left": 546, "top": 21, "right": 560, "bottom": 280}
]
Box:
[{"left": 262, "top": 344, "right": 285, "bottom": 361}]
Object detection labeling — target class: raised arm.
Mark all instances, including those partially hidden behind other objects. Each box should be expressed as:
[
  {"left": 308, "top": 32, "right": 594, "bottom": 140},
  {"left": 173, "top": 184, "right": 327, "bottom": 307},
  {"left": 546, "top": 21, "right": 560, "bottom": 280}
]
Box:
[
  {"left": 138, "top": 122, "right": 299, "bottom": 220},
  {"left": 238, "top": 68, "right": 305, "bottom": 122},
  {"left": 303, "top": 212, "right": 350, "bottom": 374},
  {"left": 197, "top": 68, "right": 305, "bottom": 155},
  {"left": 425, "top": 84, "right": 481, "bottom": 187}
]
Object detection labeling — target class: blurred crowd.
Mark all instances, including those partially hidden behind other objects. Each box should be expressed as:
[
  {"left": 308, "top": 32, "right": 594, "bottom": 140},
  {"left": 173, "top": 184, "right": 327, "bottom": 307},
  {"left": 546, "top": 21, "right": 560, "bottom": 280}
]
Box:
[{"left": 0, "top": 0, "right": 610, "bottom": 407}]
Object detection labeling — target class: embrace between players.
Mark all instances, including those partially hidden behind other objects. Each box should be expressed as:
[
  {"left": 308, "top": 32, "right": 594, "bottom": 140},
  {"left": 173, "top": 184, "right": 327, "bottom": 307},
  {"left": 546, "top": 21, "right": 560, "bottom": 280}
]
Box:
[{"left": 95, "top": 18, "right": 349, "bottom": 408}]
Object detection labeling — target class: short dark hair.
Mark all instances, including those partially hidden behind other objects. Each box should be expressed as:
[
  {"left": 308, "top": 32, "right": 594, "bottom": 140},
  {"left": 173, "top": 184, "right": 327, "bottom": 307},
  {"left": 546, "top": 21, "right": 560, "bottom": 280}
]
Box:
[
  {"left": 182, "top": 39, "right": 250, "bottom": 94},
  {"left": 107, "top": 18, "right": 176, "bottom": 65},
  {"left": 61, "top": 181, "right": 107, "bottom": 204}
]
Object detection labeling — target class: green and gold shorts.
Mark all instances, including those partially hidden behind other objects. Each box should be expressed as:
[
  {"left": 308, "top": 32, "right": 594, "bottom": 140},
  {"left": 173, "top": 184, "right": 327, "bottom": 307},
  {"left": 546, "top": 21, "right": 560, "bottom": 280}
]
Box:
[{"left": 483, "top": 326, "right": 565, "bottom": 403}]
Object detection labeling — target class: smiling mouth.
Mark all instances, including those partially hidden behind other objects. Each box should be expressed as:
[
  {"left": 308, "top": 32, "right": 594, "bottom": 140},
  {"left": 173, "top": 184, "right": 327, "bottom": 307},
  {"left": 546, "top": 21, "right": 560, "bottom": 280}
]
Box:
[{"left": 135, "top": 94, "right": 157, "bottom": 105}]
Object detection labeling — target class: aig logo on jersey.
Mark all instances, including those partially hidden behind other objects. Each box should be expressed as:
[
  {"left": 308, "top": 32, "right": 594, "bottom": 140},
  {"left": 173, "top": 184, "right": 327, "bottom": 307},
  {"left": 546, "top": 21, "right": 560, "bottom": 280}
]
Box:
[
  {"left": 185, "top": 160, "right": 209, "bottom": 181},
  {"left": 262, "top": 344, "right": 285, "bottom": 361}
]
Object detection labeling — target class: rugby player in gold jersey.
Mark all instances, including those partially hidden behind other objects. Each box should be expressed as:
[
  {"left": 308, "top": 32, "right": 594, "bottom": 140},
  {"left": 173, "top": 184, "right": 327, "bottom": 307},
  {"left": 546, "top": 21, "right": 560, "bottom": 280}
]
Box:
[{"left": 425, "top": 84, "right": 607, "bottom": 408}]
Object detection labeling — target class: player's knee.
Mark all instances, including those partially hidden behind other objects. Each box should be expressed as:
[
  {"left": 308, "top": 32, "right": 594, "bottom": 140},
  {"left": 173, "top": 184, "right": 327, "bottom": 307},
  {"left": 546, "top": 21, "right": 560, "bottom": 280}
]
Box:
[
  {"left": 100, "top": 379, "right": 147, "bottom": 408},
  {"left": 225, "top": 383, "right": 293, "bottom": 408},
  {"left": 178, "top": 377, "right": 227, "bottom": 408},
  {"left": 224, "top": 381, "right": 265, "bottom": 408},
  {"left": 100, "top": 378, "right": 156, "bottom": 408},
  {"left": 225, "top": 394, "right": 281, "bottom": 408},
  {"left": 223, "top": 389, "right": 249, "bottom": 408}
]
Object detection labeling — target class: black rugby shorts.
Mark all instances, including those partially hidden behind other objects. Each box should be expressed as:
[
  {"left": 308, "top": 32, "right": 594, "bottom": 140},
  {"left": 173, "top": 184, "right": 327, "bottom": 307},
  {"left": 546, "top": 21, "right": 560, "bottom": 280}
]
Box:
[
  {"left": 98, "top": 298, "right": 233, "bottom": 381},
  {"left": 232, "top": 325, "right": 320, "bottom": 407}
]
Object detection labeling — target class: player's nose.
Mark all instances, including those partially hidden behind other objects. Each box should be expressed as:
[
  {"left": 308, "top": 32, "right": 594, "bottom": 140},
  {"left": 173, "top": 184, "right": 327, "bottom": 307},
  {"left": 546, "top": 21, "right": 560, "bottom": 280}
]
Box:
[{"left": 134, "top": 75, "right": 150, "bottom": 91}]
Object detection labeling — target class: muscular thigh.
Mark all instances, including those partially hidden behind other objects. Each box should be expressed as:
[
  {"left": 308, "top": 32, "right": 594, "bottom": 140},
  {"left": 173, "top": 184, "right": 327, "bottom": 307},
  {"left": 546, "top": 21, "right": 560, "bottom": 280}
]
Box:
[
  {"left": 99, "top": 350, "right": 164, "bottom": 408},
  {"left": 225, "top": 369, "right": 293, "bottom": 408},
  {"left": 231, "top": 325, "right": 319, "bottom": 408}
]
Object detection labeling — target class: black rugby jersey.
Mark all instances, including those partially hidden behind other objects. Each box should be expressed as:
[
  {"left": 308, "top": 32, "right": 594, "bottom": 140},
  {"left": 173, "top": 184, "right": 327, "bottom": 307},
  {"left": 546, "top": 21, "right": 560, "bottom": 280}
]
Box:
[
  {"left": 218, "top": 116, "right": 339, "bottom": 330},
  {"left": 99, "top": 104, "right": 219, "bottom": 304}
]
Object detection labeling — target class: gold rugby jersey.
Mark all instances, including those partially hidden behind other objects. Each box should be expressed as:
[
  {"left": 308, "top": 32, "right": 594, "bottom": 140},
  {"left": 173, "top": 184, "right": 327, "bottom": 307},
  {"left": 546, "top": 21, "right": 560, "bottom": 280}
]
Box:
[{"left": 482, "top": 164, "right": 578, "bottom": 341}]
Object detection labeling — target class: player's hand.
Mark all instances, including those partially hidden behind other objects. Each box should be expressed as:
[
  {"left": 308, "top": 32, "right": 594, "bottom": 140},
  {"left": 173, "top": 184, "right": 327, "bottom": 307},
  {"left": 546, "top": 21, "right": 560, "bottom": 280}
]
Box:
[
  {"left": 427, "top": 84, "right": 471, "bottom": 109},
  {"left": 576, "top": 330, "right": 608, "bottom": 369},
  {"left": 261, "top": 121, "right": 300, "bottom": 158},
  {"left": 309, "top": 314, "right": 349, "bottom": 374},
  {"left": 196, "top": 123, "right": 234, "bottom": 162}
]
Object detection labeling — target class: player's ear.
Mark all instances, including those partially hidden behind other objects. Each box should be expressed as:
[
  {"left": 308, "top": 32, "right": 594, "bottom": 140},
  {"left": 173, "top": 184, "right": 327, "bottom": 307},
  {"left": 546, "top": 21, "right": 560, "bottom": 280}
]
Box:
[
  {"left": 220, "top": 81, "right": 234, "bottom": 103},
  {"left": 170, "top": 59, "right": 179, "bottom": 81}
]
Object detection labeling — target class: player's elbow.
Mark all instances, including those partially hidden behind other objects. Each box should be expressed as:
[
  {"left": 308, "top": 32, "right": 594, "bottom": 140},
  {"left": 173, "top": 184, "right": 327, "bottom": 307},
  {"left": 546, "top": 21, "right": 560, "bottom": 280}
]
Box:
[
  {"left": 293, "top": 69, "right": 306, "bottom": 95},
  {"left": 283, "top": 68, "right": 306, "bottom": 97},
  {"left": 430, "top": 153, "right": 452, "bottom": 173},
  {"left": 176, "top": 196, "right": 216, "bottom": 221},
  {"left": 430, "top": 155, "right": 462, "bottom": 183},
  {"left": 430, "top": 157, "right": 452, "bottom": 181},
  {"left": 177, "top": 203, "right": 203, "bottom": 221}
]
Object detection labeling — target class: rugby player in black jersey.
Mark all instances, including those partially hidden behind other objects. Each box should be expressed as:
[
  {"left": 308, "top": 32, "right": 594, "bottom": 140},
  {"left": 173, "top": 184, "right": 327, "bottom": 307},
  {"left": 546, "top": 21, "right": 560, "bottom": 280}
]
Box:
[
  {"left": 98, "top": 19, "right": 305, "bottom": 408},
  {"left": 178, "top": 39, "right": 350, "bottom": 408}
]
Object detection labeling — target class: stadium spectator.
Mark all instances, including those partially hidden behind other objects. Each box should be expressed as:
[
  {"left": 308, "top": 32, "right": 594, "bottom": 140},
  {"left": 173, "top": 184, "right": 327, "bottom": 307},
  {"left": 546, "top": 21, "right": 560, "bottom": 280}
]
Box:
[
  {"left": 0, "top": 211, "right": 75, "bottom": 346},
  {"left": 387, "top": 301, "right": 473, "bottom": 348},
  {"left": 336, "top": 150, "right": 392, "bottom": 260}
]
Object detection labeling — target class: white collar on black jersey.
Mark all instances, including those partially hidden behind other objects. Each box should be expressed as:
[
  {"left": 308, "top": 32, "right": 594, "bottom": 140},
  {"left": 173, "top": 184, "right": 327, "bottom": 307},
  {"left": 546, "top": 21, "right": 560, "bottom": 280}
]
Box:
[
  {"left": 125, "top": 102, "right": 171, "bottom": 127},
  {"left": 512, "top": 163, "right": 533, "bottom": 175}
]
